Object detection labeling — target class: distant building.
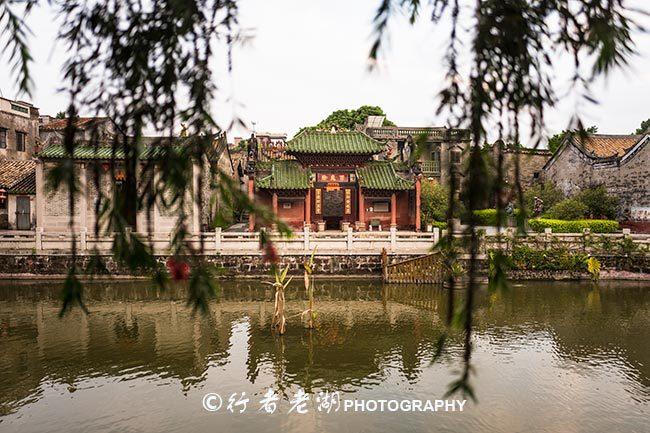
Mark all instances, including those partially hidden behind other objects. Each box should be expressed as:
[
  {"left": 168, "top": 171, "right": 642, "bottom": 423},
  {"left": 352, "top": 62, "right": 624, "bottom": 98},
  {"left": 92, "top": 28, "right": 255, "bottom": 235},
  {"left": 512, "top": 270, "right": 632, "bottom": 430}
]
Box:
[
  {"left": 0, "top": 97, "right": 40, "bottom": 229},
  {"left": 543, "top": 133, "right": 650, "bottom": 220},
  {"left": 0, "top": 97, "right": 40, "bottom": 158}
]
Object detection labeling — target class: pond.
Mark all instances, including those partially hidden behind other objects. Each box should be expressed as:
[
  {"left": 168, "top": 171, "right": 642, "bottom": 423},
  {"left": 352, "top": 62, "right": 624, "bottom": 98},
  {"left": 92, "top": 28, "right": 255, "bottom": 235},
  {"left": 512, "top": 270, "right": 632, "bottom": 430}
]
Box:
[{"left": 0, "top": 279, "right": 648, "bottom": 433}]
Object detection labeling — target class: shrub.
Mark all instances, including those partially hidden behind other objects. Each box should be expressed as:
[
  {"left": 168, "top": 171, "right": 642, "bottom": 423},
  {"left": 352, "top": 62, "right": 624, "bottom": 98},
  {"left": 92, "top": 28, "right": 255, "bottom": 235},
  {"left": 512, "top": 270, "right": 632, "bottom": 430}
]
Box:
[
  {"left": 428, "top": 221, "right": 448, "bottom": 230},
  {"left": 473, "top": 208, "right": 522, "bottom": 226},
  {"left": 575, "top": 185, "right": 619, "bottom": 220},
  {"left": 523, "top": 181, "right": 565, "bottom": 216},
  {"left": 421, "top": 180, "right": 448, "bottom": 226},
  {"left": 474, "top": 209, "right": 498, "bottom": 226},
  {"left": 528, "top": 218, "right": 619, "bottom": 233},
  {"left": 509, "top": 245, "right": 588, "bottom": 272},
  {"left": 542, "top": 198, "right": 588, "bottom": 220}
]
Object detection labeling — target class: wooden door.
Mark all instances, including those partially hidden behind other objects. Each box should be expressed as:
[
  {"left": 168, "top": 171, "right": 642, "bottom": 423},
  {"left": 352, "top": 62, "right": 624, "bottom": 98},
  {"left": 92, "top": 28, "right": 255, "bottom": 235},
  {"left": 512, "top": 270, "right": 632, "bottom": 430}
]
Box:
[{"left": 15, "top": 196, "right": 30, "bottom": 230}]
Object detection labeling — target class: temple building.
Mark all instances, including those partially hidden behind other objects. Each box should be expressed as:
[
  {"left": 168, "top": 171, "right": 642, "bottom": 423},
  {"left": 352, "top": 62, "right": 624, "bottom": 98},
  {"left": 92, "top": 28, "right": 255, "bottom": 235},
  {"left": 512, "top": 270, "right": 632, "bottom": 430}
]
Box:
[{"left": 246, "top": 129, "right": 421, "bottom": 231}]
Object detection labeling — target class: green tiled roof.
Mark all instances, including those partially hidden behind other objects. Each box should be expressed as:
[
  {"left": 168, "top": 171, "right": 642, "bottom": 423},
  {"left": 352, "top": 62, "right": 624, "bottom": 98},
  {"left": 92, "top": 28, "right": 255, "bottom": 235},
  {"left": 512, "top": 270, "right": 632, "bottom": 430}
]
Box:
[
  {"left": 287, "top": 131, "right": 383, "bottom": 155},
  {"left": 356, "top": 162, "right": 414, "bottom": 190},
  {"left": 38, "top": 144, "right": 184, "bottom": 160},
  {"left": 255, "top": 161, "right": 311, "bottom": 190}
]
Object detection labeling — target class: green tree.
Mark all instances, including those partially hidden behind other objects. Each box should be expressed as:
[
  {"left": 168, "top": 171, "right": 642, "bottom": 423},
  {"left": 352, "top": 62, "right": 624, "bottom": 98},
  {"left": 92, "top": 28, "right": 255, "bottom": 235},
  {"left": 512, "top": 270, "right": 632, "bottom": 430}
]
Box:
[
  {"left": 420, "top": 180, "right": 448, "bottom": 225},
  {"left": 543, "top": 198, "right": 588, "bottom": 220},
  {"left": 299, "top": 105, "right": 395, "bottom": 134},
  {"left": 523, "top": 181, "right": 565, "bottom": 216},
  {"left": 575, "top": 185, "right": 619, "bottom": 220},
  {"left": 634, "top": 118, "right": 650, "bottom": 135},
  {"left": 55, "top": 111, "right": 66, "bottom": 119},
  {"left": 547, "top": 126, "right": 598, "bottom": 154}
]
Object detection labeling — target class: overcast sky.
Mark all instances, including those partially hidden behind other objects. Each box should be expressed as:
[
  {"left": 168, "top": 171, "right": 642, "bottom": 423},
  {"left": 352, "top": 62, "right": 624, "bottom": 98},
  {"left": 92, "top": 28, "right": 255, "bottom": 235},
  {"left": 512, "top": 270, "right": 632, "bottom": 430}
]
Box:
[{"left": 1, "top": 0, "right": 649, "bottom": 144}]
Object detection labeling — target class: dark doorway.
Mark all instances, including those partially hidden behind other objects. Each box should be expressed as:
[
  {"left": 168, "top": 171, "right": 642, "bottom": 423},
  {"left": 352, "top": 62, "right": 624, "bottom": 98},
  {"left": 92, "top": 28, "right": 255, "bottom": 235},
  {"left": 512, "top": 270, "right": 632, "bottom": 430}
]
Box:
[
  {"left": 15, "top": 196, "right": 31, "bottom": 230},
  {"left": 323, "top": 189, "right": 344, "bottom": 229}
]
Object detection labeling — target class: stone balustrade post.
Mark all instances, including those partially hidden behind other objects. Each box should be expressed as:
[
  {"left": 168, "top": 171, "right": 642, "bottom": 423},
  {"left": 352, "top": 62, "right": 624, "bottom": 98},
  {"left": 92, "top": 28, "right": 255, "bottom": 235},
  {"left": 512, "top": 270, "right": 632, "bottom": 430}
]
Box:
[
  {"left": 304, "top": 225, "right": 310, "bottom": 251},
  {"left": 347, "top": 227, "right": 353, "bottom": 251},
  {"left": 80, "top": 227, "right": 87, "bottom": 251},
  {"left": 35, "top": 227, "right": 43, "bottom": 251},
  {"left": 390, "top": 226, "right": 397, "bottom": 251},
  {"left": 433, "top": 227, "right": 440, "bottom": 245},
  {"left": 215, "top": 227, "right": 222, "bottom": 252}
]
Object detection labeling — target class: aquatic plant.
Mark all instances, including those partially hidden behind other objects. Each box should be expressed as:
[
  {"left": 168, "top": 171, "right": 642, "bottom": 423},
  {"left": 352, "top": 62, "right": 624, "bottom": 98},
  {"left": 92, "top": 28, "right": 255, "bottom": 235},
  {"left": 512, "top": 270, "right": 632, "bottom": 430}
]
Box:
[
  {"left": 269, "top": 265, "right": 292, "bottom": 335},
  {"left": 302, "top": 248, "right": 317, "bottom": 329},
  {"left": 587, "top": 257, "right": 601, "bottom": 283}
]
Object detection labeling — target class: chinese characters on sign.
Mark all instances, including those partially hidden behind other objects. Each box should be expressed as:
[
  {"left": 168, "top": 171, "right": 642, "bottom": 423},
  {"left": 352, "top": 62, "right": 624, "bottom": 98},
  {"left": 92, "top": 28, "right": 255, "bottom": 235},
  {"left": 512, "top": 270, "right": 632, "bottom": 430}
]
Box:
[
  {"left": 344, "top": 189, "right": 351, "bottom": 214},
  {"left": 315, "top": 189, "right": 322, "bottom": 214},
  {"left": 318, "top": 173, "right": 349, "bottom": 183}
]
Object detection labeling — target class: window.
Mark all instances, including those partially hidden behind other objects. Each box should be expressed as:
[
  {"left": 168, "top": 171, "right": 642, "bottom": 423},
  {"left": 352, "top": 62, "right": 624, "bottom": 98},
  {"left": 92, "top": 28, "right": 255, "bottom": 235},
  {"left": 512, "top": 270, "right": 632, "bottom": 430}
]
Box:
[
  {"left": 16, "top": 131, "right": 26, "bottom": 151},
  {"left": 10, "top": 103, "right": 29, "bottom": 114},
  {"left": 0, "top": 129, "right": 6, "bottom": 149}
]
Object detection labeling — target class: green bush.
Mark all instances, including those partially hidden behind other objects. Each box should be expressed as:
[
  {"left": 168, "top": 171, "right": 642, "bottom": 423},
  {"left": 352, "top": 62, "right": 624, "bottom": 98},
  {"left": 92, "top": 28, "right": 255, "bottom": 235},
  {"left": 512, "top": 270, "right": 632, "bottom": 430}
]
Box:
[
  {"left": 523, "top": 181, "right": 565, "bottom": 216},
  {"left": 474, "top": 209, "right": 498, "bottom": 226},
  {"left": 421, "top": 180, "right": 448, "bottom": 226},
  {"left": 542, "top": 198, "right": 588, "bottom": 220},
  {"left": 428, "top": 220, "right": 448, "bottom": 230},
  {"left": 509, "top": 245, "right": 588, "bottom": 272},
  {"left": 575, "top": 185, "right": 619, "bottom": 220},
  {"left": 472, "top": 208, "right": 522, "bottom": 226},
  {"left": 528, "top": 218, "right": 619, "bottom": 233}
]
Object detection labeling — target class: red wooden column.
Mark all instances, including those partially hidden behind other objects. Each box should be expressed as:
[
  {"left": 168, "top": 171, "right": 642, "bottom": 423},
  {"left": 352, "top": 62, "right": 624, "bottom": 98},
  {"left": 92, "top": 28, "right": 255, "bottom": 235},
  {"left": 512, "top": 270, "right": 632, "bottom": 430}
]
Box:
[
  {"left": 304, "top": 190, "right": 311, "bottom": 227},
  {"left": 247, "top": 177, "right": 255, "bottom": 232},
  {"left": 272, "top": 192, "right": 278, "bottom": 215},
  {"left": 357, "top": 187, "right": 365, "bottom": 229},
  {"left": 390, "top": 192, "right": 397, "bottom": 227},
  {"left": 415, "top": 175, "right": 422, "bottom": 231}
]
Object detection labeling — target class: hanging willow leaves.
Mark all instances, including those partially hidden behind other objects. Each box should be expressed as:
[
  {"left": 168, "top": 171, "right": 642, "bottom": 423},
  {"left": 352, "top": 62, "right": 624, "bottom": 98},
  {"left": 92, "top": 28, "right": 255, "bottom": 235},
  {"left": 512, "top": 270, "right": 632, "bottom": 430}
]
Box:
[{"left": 370, "top": 0, "right": 641, "bottom": 400}]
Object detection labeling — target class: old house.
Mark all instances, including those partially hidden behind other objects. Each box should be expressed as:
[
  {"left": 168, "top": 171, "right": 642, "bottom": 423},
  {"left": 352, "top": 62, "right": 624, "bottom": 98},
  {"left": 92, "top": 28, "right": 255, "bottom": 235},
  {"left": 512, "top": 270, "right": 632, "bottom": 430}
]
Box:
[
  {"left": 0, "top": 97, "right": 40, "bottom": 229},
  {"left": 246, "top": 129, "right": 421, "bottom": 231},
  {"left": 543, "top": 133, "right": 650, "bottom": 220},
  {"left": 356, "top": 115, "right": 471, "bottom": 182},
  {"left": 35, "top": 119, "right": 234, "bottom": 234},
  {"left": 39, "top": 116, "right": 116, "bottom": 146}
]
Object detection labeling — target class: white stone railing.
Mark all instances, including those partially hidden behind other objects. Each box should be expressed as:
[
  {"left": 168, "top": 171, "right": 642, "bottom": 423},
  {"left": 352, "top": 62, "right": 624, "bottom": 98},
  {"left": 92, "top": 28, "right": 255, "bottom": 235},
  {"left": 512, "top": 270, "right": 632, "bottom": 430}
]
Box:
[
  {"left": 2, "top": 227, "right": 647, "bottom": 257},
  {"left": 0, "top": 227, "right": 441, "bottom": 256}
]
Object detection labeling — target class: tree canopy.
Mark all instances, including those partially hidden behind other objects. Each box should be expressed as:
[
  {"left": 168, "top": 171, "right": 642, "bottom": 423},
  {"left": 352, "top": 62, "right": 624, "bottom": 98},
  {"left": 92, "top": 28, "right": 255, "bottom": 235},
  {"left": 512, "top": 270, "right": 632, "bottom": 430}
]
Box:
[
  {"left": 634, "top": 118, "right": 650, "bottom": 135},
  {"left": 298, "top": 105, "right": 394, "bottom": 135},
  {"left": 547, "top": 126, "right": 598, "bottom": 154}
]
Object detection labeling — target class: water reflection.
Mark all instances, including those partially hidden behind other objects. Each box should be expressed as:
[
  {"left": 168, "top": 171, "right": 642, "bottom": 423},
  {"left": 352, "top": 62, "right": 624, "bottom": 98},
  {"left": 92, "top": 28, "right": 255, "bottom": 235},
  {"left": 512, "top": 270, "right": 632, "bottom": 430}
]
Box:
[{"left": 0, "top": 280, "right": 648, "bottom": 433}]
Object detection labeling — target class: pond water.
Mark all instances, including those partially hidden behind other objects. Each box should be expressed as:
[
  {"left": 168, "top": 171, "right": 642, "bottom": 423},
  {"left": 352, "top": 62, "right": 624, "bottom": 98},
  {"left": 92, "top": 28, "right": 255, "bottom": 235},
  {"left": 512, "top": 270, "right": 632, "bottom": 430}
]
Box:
[{"left": 0, "top": 279, "right": 648, "bottom": 433}]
